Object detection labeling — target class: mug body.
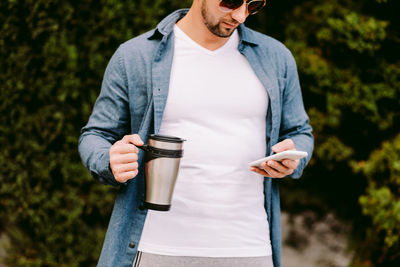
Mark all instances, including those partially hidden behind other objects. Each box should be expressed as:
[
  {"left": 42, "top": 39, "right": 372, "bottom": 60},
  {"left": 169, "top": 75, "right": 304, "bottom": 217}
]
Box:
[{"left": 144, "top": 135, "right": 185, "bottom": 211}]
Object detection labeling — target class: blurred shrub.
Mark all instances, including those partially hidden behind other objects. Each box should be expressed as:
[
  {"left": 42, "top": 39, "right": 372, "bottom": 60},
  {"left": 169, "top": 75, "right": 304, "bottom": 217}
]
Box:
[
  {"left": 0, "top": 0, "right": 189, "bottom": 266},
  {"left": 355, "top": 134, "right": 400, "bottom": 265},
  {"left": 262, "top": 0, "right": 400, "bottom": 265}
]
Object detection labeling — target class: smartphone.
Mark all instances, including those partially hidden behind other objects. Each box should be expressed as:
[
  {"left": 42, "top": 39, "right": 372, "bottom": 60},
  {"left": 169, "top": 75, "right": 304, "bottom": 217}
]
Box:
[{"left": 249, "top": 150, "right": 308, "bottom": 168}]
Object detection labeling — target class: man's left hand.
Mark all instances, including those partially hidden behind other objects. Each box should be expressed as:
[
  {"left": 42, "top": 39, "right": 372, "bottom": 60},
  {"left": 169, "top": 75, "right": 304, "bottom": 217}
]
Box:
[{"left": 250, "top": 139, "right": 299, "bottom": 178}]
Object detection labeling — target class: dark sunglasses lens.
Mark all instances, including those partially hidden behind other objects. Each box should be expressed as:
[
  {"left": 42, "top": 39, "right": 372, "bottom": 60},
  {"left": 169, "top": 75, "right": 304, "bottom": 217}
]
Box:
[
  {"left": 220, "top": 0, "right": 244, "bottom": 10},
  {"left": 248, "top": 1, "right": 265, "bottom": 14}
]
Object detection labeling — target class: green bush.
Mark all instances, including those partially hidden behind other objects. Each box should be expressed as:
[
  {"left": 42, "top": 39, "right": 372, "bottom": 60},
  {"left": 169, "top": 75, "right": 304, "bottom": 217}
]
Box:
[
  {"left": 355, "top": 134, "right": 400, "bottom": 265},
  {"left": 0, "top": 0, "right": 189, "bottom": 266},
  {"left": 273, "top": 0, "right": 400, "bottom": 265}
]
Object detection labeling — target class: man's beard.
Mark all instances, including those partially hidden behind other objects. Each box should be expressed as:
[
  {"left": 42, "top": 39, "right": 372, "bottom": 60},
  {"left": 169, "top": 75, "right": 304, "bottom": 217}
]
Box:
[{"left": 201, "top": 1, "right": 238, "bottom": 38}]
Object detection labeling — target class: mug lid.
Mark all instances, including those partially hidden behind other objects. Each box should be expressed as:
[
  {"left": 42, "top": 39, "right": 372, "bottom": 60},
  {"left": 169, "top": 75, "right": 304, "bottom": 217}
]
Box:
[{"left": 149, "top": 134, "right": 186, "bottom": 143}]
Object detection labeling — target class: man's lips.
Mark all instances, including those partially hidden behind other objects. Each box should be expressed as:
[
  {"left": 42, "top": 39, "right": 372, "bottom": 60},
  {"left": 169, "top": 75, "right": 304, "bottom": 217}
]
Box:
[{"left": 222, "top": 21, "right": 239, "bottom": 28}]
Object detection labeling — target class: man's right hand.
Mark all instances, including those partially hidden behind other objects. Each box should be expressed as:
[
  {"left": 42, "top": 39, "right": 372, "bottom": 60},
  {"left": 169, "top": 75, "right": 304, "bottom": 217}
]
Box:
[{"left": 109, "top": 134, "right": 144, "bottom": 183}]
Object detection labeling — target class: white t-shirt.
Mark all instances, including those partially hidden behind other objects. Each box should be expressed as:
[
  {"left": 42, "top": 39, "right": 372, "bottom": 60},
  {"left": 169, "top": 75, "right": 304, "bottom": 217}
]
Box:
[{"left": 138, "top": 25, "right": 271, "bottom": 257}]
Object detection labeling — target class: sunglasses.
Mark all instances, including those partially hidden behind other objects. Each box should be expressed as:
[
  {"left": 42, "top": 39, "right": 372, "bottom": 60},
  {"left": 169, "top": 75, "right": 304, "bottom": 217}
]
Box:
[{"left": 219, "top": 0, "right": 266, "bottom": 15}]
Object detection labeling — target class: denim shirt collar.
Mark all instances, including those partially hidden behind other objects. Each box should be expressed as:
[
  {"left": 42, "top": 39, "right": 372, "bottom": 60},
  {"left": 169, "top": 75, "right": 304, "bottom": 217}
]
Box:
[{"left": 148, "top": 8, "right": 260, "bottom": 47}]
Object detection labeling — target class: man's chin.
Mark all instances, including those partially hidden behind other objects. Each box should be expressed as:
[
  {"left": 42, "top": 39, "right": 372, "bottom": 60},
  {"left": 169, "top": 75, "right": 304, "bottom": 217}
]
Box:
[
  {"left": 206, "top": 24, "right": 236, "bottom": 38},
  {"left": 215, "top": 27, "right": 235, "bottom": 38}
]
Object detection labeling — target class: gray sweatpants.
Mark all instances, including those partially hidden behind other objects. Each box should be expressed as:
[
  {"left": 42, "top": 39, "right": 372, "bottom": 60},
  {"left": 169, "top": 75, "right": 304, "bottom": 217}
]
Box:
[{"left": 132, "top": 251, "right": 274, "bottom": 267}]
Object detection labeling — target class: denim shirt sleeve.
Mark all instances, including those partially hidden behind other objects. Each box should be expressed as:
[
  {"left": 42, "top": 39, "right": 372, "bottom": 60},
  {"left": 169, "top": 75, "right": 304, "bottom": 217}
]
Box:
[
  {"left": 78, "top": 47, "right": 130, "bottom": 186},
  {"left": 279, "top": 50, "right": 314, "bottom": 178}
]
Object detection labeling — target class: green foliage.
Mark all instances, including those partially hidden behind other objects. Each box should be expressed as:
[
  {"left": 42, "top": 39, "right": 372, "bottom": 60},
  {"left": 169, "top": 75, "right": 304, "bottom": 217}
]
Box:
[
  {"left": 0, "top": 0, "right": 189, "bottom": 266},
  {"left": 318, "top": 9, "right": 388, "bottom": 53},
  {"left": 266, "top": 0, "right": 400, "bottom": 265},
  {"left": 355, "top": 134, "right": 400, "bottom": 263},
  {"left": 284, "top": 0, "right": 399, "bottom": 131}
]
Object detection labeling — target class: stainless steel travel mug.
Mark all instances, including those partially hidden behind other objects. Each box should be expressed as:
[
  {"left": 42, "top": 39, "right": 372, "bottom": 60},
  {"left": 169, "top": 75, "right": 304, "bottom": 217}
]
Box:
[{"left": 140, "top": 134, "right": 185, "bottom": 211}]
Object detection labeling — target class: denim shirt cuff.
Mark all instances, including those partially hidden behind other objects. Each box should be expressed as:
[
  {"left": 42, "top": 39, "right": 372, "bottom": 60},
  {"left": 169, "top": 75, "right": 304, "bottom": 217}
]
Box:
[{"left": 290, "top": 157, "right": 306, "bottom": 178}]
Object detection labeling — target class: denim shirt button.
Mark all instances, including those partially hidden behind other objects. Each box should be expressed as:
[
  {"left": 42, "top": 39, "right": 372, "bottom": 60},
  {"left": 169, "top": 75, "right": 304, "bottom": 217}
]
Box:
[
  {"left": 129, "top": 242, "right": 135, "bottom": 248},
  {"left": 138, "top": 205, "right": 145, "bottom": 211}
]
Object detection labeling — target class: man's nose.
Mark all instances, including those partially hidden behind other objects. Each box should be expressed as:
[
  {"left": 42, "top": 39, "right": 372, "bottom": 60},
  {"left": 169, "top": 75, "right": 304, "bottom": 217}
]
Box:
[{"left": 230, "top": 4, "right": 248, "bottom": 24}]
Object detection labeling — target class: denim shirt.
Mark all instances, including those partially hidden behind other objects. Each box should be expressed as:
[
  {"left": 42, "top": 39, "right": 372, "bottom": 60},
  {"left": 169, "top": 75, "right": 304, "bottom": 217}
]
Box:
[{"left": 79, "top": 9, "right": 313, "bottom": 267}]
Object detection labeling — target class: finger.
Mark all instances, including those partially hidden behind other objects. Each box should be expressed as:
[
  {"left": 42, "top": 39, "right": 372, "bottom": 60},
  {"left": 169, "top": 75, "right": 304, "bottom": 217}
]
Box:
[
  {"left": 112, "top": 143, "right": 139, "bottom": 154},
  {"left": 250, "top": 166, "right": 270, "bottom": 177},
  {"left": 113, "top": 162, "right": 139, "bottom": 174},
  {"left": 272, "top": 139, "right": 295, "bottom": 153},
  {"left": 261, "top": 162, "right": 286, "bottom": 178},
  {"left": 122, "top": 134, "right": 144, "bottom": 146},
  {"left": 112, "top": 153, "right": 138, "bottom": 164},
  {"left": 251, "top": 165, "right": 285, "bottom": 178},
  {"left": 131, "top": 134, "right": 144, "bottom": 145},
  {"left": 254, "top": 162, "right": 275, "bottom": 177},
  {"left": 267, "top": 160, "right": 291, "bottom": 174},
  {"left": 114, "top": 170, "right": 139, "bottom": 183},
  {"left": 265, "top": 166, "right": 286, "bottom": 178},
  {"left": 281, "top": 159, "right": 299, "bottom": 170}
]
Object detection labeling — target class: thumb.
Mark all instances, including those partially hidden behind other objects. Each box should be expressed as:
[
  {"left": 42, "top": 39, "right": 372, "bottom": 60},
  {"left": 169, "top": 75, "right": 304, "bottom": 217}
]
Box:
[
  {"left": 122, "top": 134, "right": 144, "bottom": 146},
  {"left": 272, "top": 139, "right": 295, "bottom": 153}
]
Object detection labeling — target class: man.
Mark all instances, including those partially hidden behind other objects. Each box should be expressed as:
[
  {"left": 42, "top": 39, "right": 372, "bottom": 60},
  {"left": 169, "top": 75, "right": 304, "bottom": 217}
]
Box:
[{"left": 78, "top": 0, "right": 313, "bottom": 266}]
